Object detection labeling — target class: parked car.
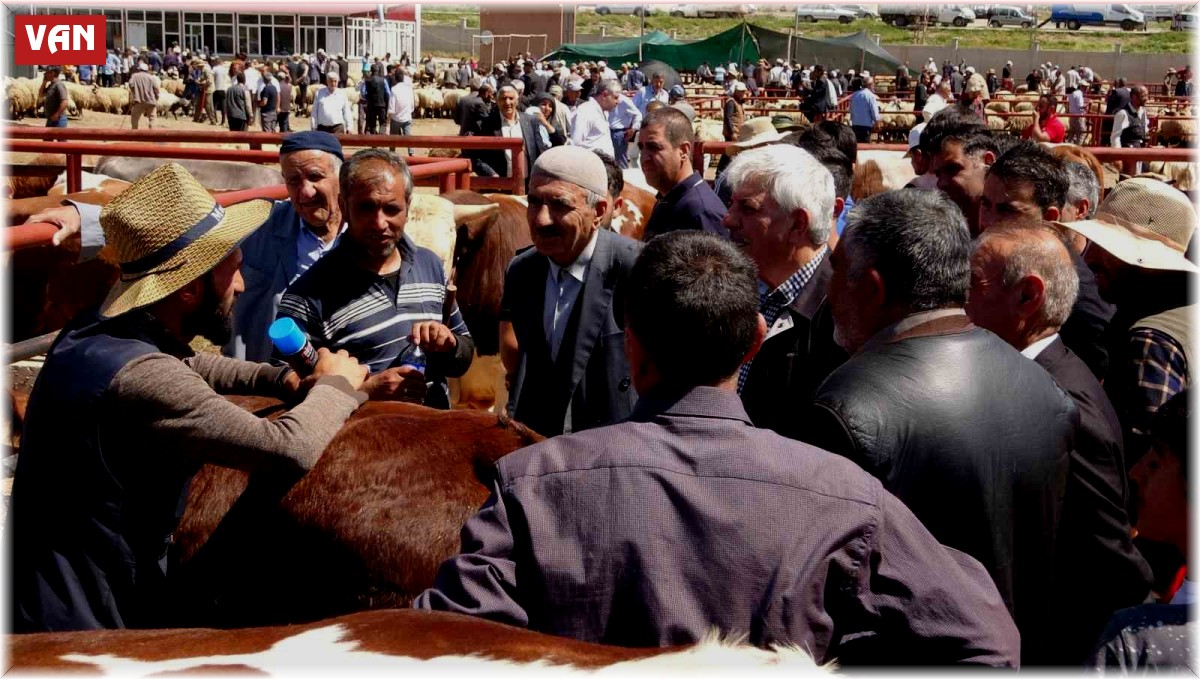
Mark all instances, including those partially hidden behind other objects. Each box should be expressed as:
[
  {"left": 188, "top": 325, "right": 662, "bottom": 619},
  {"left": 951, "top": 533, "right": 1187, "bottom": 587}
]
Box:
[
  {"left": 1172, "top": 7, "right": 1197, "bottom": 28},
  {"left": 1049, "top": 4, "right": 1146, "bottom": 30},
  {"left": 795, "top": 4, "right": 859, "bottom": 23},
  {"left": 835, "top": 4, "right": 879, "bottom": 19},
  {"left": 594, "top": 4, "right": 654, "bottom": 15},
  {"left": 668, "top": 3, "right": 755, "bottom": 17},
  {"left": 987, "top": 5, "right": 1036, "bottom": 26}
]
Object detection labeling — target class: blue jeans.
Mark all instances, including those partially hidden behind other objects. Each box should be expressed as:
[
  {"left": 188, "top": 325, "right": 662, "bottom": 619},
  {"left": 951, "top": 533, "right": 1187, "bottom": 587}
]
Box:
[
  {"left": 46, "top": 116, "right": 67, "bottom": 128},
  {"left": 610, "top": 128, "right": 629, "bottom": 168}
]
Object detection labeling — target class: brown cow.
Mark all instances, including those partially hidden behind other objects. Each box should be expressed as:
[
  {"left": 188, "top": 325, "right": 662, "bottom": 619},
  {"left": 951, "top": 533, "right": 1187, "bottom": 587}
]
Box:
[
  {"left": 611, "top": 183, "right": 655, "bottom": 242},
  {"left": 7, "top": 610, "right": 824, "bottom": 674},
  {"left": 165, "top": 396, "right": 541, "bottom": 628}
]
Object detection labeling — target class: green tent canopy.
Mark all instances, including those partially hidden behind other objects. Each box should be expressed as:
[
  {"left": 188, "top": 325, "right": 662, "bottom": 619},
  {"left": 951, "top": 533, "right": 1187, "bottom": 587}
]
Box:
[
  {"left": 542, "top": 31, "right": 678, "bottom": 65},
  {"left": 642, "top": 23, "right": 759, "bottom": 72}
]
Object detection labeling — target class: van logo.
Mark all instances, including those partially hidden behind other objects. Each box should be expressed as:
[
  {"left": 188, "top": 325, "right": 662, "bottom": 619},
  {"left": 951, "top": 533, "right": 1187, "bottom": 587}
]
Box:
[{"left": 14, "top": 16, "right": 106, "bottom": 66}]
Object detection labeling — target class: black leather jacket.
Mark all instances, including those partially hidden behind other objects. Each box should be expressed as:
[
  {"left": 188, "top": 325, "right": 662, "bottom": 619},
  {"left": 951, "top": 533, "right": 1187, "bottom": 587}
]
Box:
[{"left": 804, "top": 311, "right": 1078, "bottom": 665}]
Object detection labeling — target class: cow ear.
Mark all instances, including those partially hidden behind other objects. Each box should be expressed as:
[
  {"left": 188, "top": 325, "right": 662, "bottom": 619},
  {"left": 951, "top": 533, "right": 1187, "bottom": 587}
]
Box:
[{"left": 453, "top": 203, "right": 499, "bottom": 239}]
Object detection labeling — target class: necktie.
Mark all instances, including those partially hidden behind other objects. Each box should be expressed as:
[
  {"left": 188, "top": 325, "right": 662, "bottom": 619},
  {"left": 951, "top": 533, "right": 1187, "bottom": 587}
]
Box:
[{"left": 549, "top": 269, "right": 572, "bottom": 361}]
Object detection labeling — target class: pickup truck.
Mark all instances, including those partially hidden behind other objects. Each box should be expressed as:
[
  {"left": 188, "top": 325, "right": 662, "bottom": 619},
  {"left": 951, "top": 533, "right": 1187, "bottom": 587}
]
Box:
[{"left": 879, "top": 4, "right": 977, "bottom": 27}]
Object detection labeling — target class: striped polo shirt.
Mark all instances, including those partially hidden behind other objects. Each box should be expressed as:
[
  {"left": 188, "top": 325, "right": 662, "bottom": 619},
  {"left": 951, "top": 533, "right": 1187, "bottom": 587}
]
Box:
[{"left": 277, "top": 234, "right": 470, "bottom": 374}]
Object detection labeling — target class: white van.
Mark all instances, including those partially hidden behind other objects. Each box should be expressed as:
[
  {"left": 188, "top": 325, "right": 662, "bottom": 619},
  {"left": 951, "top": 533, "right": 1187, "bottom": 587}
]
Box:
[{"left": 987, "top": 5, "right": 1036, "bottom": 26}]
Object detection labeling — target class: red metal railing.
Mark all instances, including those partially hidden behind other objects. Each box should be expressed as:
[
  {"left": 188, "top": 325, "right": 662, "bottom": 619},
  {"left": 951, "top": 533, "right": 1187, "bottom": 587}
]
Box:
[
  {"left": 6, "top": 156, "right": 474, "bottom": 251},
  {"left": 5, "top": 127, "right": 526, "bottom": 195}
]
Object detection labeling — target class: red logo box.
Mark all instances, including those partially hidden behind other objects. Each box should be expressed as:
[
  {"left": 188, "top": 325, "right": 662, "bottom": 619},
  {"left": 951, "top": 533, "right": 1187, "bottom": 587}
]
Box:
[{"left": 14, "top": 15, "right": 106, "bottom": 66}]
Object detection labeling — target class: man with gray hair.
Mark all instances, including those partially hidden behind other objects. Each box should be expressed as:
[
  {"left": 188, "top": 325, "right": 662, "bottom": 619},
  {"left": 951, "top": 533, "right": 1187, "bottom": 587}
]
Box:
[
  {"left": 1061, "top": 160, "right": 1100, "bottom": 223},
  {"left": 722, "top": 144, "right": 845, "bottom": 438},
  {"left": 804, "top": 188, "right": 1078, "bottom": 665},
  {"left": 966, "top": 220, "right": 1152, "bottom": 665},
  {"left": 498, "top": 145, "right": 641, "bottom": 437},
  {"left": 569, "top": 78, "right": 618, "bottom": 157}
]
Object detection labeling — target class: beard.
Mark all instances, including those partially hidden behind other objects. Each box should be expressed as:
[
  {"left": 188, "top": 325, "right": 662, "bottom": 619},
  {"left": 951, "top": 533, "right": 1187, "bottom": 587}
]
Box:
[{"left": 184, "top": 275, "right": 235, "bottom": 347}]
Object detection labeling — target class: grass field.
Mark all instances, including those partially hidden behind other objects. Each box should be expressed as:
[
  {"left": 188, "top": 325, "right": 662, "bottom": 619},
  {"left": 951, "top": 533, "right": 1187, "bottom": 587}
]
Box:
[{"left": 420, "top": 9, "right": 1192, "bottom": 54}]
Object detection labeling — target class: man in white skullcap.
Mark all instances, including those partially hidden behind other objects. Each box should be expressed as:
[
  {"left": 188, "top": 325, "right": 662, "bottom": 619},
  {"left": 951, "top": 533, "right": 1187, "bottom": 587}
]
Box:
[{"left": 495, "top": 145, "right": 642, "bottom": 438}]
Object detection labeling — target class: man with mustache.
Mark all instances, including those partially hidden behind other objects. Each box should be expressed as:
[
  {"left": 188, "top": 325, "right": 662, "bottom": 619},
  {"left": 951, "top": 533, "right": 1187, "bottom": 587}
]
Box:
[
  {"left": 10, "top": 164, "right": 368, "bottom": 632},
  {"left": 498, "top": 146, "right": 641, "bottom": 437}
]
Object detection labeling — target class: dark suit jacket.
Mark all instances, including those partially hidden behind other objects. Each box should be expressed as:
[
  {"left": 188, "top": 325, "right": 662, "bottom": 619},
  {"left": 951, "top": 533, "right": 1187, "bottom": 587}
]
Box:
[
  {"left": 415, "top": 387, "right": 1020, "bottom": 667},
  {"left": 1059, "top": 250, "right": 1116, "bottom": 381},
  {"left": 740, "top": 257, "right": 847, "bottom": 439},
  {"left": 1035, "top": 336, "right": 1152, "bottom": 665},
  {"left": 478, "top": 111, "right": 549, "bottom": 186},
  {"left": 457, "top": 92, "right": 490, "bottom": 136},
  {"left": 502, "top": 229, "right": 641, "bottom": 437}
]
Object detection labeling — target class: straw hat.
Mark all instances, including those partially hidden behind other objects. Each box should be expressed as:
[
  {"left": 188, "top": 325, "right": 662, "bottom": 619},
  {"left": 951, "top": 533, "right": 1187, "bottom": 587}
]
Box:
[
  {"left": 1057, "top": 178, "right": 1198, "bottom": 274},
  {"left": 730, "top": 118, "right": 784, "bottom": 155},
  {"left": 97, "top": 164, "right": 272, "bottom": 318}
]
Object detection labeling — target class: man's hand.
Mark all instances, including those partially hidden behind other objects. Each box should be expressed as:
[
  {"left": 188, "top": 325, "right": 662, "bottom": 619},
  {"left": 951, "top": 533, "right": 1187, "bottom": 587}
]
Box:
[
  {"left": 410, "top": 321, "right": 457, "bottom": 353},
  {"left": 625, "top": 128, "right": 636, "bottom": 142},
  {"left": 362, "top": 366, "right": 427, "bottom": 402},
  {"left": 25, "top": 204, "right": 82, "bottom": 247},
  {"left": 310, "top": 348, "right": 368, "bottom": 391}
]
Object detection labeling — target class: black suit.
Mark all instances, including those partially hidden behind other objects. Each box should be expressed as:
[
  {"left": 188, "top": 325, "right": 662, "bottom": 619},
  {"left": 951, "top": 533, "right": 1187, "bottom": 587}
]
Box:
[
  {"left": 739, "top": 257, "right": 847, "bottom": 439},
  {"left": 458, "top": 93, "right": 493, "bottom": 176},
  {"left": 1034, "top": 336, "right": 1152, "bottom": 665},
  {"left": 1060, "top": 250, "right": 1116, "bottom": 380},
  {"left": 502, "top": 230, "right": 641, "bottom": 437}
]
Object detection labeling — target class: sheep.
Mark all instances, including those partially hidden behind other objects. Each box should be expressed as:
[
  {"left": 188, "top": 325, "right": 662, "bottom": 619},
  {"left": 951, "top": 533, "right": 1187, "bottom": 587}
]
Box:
[
  {"left": 62, "top": 82, "right": 96, "bottom": 113},
  {"left": 441, "top": 88, "right": 468, "bottom": 117},
  {"left": 160, "top": 77, "right": 185, "bottom": 97},
  {"left": 5, "top": 80, "right": 37, "bottom": 119},
  {"left": 156, "top": 91, "right": 183, "bottom": 119}
]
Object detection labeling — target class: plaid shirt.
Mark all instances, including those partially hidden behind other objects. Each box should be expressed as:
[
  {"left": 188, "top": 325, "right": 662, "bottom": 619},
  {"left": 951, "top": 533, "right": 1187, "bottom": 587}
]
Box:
[
  {"left": 737, "top": 247, "right": 827, "bottom": 394},
  {"left": 1129, "top": 327, "right": 1189, "bottom": 435}
]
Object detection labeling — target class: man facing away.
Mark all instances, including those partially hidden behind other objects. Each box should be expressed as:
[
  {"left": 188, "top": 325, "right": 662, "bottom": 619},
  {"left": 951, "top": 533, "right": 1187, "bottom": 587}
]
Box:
[{"left": 415, "top": 231, "right": 1020, "bottom": 668}]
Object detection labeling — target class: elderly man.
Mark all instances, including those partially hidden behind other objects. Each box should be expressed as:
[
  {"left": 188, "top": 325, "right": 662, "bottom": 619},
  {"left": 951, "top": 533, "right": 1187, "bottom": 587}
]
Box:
[
  {"left": 570, "top": 79, "right": 618, "bottom": 157},
  {"left": 1062, "top": 178, "right": 1197, "bottom": 463},
  {"left": 278, "top": 149, "right": 472, "bottom": 408},
  {"left": 127, "top": 62, "right": 159, "bottom": 130},
  {"left": 722, "top": 144, "right": 845, "bottom": 438},
  {"left": 640, "top": 107, "right": 727, "bottom": 240},
  {"left": 804, "top": 189, "right": 1078, "bottom": 665},
  {"left": 416, "top": 231, "right": 1020, "bottom": 667},
  {"left": 11, "top": 164, "right": 368, "bottom": 632},
  {"left": 980, "top": 142, "right": 1115, "bottom": 380},
  {"left": 848, "top": 76, "right": 880, "bottom": 142},
  {"left": 966, "top": 221, "right": 1153, "bottom": 665},
  {"left": 923, "top": 110, "right": 997, "bottom": 236},
  {"left": 498, "top": 146, "right": 640, "bottom": 437},
  {"left": 311, "top": 72, "right": 353, "bottom": 133},
  {"left": 478, "top": 85, "right": 550, "bottom": 185},
  {"left": 606, "top": 84, "right": 642, "bottom": 169}
]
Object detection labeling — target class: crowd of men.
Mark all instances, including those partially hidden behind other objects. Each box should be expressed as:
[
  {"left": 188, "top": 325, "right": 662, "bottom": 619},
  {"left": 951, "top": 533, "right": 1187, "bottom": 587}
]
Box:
[{"left": 13, "top": 40, "right": 1197, "bottom": 673}]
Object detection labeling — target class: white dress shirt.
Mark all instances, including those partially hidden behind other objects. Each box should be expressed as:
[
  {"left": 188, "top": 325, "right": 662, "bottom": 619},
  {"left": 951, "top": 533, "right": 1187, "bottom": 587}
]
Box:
[
  {"left": 607, "top": 94, "right": 642, "bottom": 131},
  {"left": 498, "top": 113, "right": 524, "bottom": 173},
  {"left": 389, "top": 80, "right": 414, "bottom": 123},
  {"left": 1020, "top": 333, "right": 1059, "bottom": 360},
  {"left": 1111, "top": 107, "right": 1149, "bottom": 148},
  {"left": 311, "top": 86, "right": 353, "bottom": 130},
  {"left": 569, "top": 99, "right": 614, "bottom": 157}
]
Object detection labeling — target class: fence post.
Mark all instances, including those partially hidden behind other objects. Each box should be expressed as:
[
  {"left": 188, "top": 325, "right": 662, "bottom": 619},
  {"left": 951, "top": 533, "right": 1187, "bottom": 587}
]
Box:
[
  {"left": 66, "top": 152, "right": 82, "bottom": 194},
  {"left": 439, "top": 170, "right": 456, "bottom": 193},
  {"left": 512, "top": 142, "right": 527, "bottom": 195}
]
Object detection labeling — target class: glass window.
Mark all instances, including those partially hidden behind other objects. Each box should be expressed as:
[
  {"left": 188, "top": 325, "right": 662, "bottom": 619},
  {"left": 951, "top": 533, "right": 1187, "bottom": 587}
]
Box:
[
  {"left": 274, "top": 27, "right": 295, "bottom": 55},
  {"left": 300, "top": 15, "right": 315, "bottom": 25},
  {"left": 261, "top": 26, "right": 274, "bottom": 54},
  {"left": 216, "top": 26, "right": 234, "bottom": 54},
  {"left": 106, "top": 9, "right": 121, "bottom": 19},
  {"left": 127, "top": 10, "right": 143, "bottom": 20},
  {"left": 328, "top": 16, "right": 342, "bottom": 26},
  {"left": 147, "top": 11, "right": 161, "bottom": 21},
  {"left": 241, "top": 14, "right": 258, "bottom": 24},
  {"left": 147, "top": 23, "right": 163, "bottom": 51},
  {"left": 166, "top": 12, "right": 179, "bottom": 31},
  {"left": 185, "top": 12, "right": 201, "bottom": 22},
  {"left": 217, "top": 14, "right": 233, "bottom": 24},
  {"left": 204, "top": 13, "right": 214, "bottom": 22},
  {"left": 239, "top": 25, "right": 260, "bottom": 54}
]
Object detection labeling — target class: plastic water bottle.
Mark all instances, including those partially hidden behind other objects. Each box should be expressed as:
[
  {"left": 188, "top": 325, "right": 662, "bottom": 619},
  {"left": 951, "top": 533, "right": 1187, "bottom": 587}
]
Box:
[
  {"left": 269, "top": 317, "right": 318, "bottom": 377},
  {"left": 398, "top": 343, "right": 427, "bottom": 375}
]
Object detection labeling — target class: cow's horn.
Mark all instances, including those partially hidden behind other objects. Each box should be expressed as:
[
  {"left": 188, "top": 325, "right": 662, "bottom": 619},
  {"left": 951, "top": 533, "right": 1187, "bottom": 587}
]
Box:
[{"left": 452, "top": 202, "right": 500, "bottom": 224}]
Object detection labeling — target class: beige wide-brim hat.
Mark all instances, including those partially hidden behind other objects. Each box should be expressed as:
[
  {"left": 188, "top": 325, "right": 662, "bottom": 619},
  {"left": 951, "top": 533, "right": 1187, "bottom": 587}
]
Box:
[
  {"left": 1057, "top": 213, "right": 1199, "bottom": 274},
  {"left": 730, "top": 117, "right": 784, "bottom": 155},
  {"left": 98, "top": 163, "right": 271, "bottom": 318}
]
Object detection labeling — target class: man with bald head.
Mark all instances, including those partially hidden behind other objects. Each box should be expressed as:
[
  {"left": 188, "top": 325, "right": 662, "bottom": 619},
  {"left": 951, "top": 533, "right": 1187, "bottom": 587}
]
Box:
[
  {"left": 499, "top": 146, "right": 641, "bottom": 437},
  {"left": 966, "top": 221, "right": 1152, "bottom": 665}
]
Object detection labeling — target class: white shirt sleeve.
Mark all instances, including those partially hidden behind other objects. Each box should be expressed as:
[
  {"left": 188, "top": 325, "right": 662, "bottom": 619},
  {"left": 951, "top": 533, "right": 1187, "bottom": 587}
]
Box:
[
  {"left": 1111, "top": 110, "right": 1126, "bottom": 148},
  {"left": 342, "top": 94, "right": 354, "bottom": 130}
]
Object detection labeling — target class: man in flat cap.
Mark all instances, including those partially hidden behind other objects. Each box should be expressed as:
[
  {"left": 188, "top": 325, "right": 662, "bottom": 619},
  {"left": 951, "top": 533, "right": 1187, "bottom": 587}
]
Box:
[{"left": 498, "top": 146, "right": 641, "bottom": 437}]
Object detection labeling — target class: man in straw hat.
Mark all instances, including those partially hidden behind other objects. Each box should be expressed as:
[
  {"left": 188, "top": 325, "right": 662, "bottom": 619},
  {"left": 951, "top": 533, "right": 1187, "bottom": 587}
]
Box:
[
  {"left": 497, "top": 145, "right": 641, "bottom": 438},
  {"left": 278, "top": 149, "right": 475, "bottom": 409},
  {"left": 1058, "top": 177, "right": 1197, "bottom": 461},
  {"left": 418, "top": 230, "right": 1020, "bottom": 667},
  {"left": 639, "top": 107, "right": 727, "bottom": 240},
  {"left": 722, "top": 144, "right": 844, "bottom": 439},
  {"left": 10, "top": 164, "right": 369, "bottom": 633}
]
